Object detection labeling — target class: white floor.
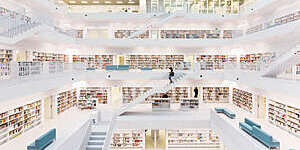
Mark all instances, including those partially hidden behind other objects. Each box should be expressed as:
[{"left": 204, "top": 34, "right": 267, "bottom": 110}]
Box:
[{"left": 0, "top": 108, "right": 92, "bottom": 150}]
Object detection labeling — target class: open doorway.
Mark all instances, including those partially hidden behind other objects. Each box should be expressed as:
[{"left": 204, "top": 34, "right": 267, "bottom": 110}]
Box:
[
  {"left": 256, "top": 95, "right": 266, "bottom": 119},
  {"left": 44, "top": 96, "right": 55, "bottom": 120},
  {"left": 145, "top": 129, "right": 166, "bottom": 150}
]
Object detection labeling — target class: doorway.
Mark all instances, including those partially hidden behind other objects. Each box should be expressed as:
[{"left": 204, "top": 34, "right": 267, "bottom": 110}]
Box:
[
  {"left": 44, "top": 96, "right": 55, "bottom": 120},
  {"left": 256, "top": 95, "right": 266, "bottom": 119},
  {"left": 145, "top": 129, "right": 166, "bottom": 150}
]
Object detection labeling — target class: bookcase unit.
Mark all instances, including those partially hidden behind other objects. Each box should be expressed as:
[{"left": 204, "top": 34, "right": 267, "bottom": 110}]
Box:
[
  {"left": 18, "top": 62, "right": 43, "bottom": 77},
  {"left": 72, "top": 55, "right": 113, "bottom": 69},
  {"left": 202, "top": 87, "right": 229, "bottom": 103},
  {"left": 56, "top": 89, "right": 77, "bottom": 115},
  {"left": 167, "top": 129, "right": 221, "bottom": 149},
  {"left": 195, "top": 55, "right": 237, "bottom": 70},
  {"left": 180, "top": 98, "right": 199, "bottom": 110},
  {"left": 122, "top": 87, "right": 190, "bottom": 104},
  {"left": 0, "top": 49, "right": 12, "bottom": 80},
  {"left": 28, "top": 51, "right": 68, "bottom": 62},
  {"left": 110, "top": 129, "right": 145, "bottom": 149},
  {"left": 296, "top": 64, "right": 300, "bottom": 75},
  {"left": 78, "top": 87, "right": 110, "bottom": 109},
  {"left": 232, "top": 88, "right": 253, "bottom": 112},
  {"left": 0, "top": 49, "right": 13, "bottom": 63},
  {"left": 152, "top": 98, "right": 171, "bottom": 111},
  {"left": 268, "top": 100, "right": 300, "bottom": 138},
  {"left": 0, "top": 99, "right": 41, "bottom": 145},
  {"left": 114, "top": 30, "right": 150, "bottom": 39},
  {"left": 125, "top": 55, "right": 184, "bottom": 70},
  {"left": 239, "top": 52, "right": 275, "bottom": 71}
]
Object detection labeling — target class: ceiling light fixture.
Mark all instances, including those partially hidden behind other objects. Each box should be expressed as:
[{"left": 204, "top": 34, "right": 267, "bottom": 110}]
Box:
[
  {"left": 104, "top": 1, "right": 112, "bottom": 3},
  {"left": 81, "top": 0, "right": 88, "bottom": 4},
  {"left": 69, "top": 0, "right": 76, "bottom": 4},
  {"left": 92, "top": 1, "right": 100, "bottom": 4},
  {"left": 116, "top": 1, "right": 123, "bottom": 4},
  {"left": 128, "top": 0, "right": 135, "bottom": 4}
]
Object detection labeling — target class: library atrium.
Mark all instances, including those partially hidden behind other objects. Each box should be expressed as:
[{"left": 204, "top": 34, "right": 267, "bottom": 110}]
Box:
[{"left": 0, "top": 0, "right": 300, "bottom": 150}]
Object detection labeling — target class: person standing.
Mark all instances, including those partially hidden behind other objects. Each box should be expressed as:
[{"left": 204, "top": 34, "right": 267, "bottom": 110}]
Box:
[
  {"left": 194, "top": 87, "right": 198, "bottom": 98},
  {"left": 169, "top": 67, "right": 174, "bottom": 84}
]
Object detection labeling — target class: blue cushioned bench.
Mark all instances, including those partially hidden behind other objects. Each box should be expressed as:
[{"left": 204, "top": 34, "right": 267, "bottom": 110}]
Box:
[
  {"left": 118, "top": 65, "right": 130, "bottom": 70},
  {"left": 86, "top": 67, "right": 96, "bottom": 70},
  {"left": 27, "top": 128, "right": 56, "bottom": 150},
  {"left": 215, "top": 108, "right": 236, "bottom": 119},
  {"left": 105, "top": 65, "right": 118, "bottom": 71},
  {"left": 141, "top": 67, "right": 152, "bottom": 70},
  {"left": 239, "top": 118, "right": 280, "bottom": 149}
]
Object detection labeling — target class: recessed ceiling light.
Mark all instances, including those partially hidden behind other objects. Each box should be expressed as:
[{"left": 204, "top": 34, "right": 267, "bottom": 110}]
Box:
[
  {"left": 92, "top": 1, "right": 100, "bottom": 4},
  {"left": 69, "top": 0, "right": 76, "bottom": 4},
  {"left": 128, "top": 1, "right": 135, "bottom": 3},
  {"left": 116, "top": 1, "right": 123, "bottom": 4},
  {"left": 104, "top": 1, "right": 111, "bottom": 4},
  {"left": 81, "top": 0, "right": 88, "bottom": 4}
]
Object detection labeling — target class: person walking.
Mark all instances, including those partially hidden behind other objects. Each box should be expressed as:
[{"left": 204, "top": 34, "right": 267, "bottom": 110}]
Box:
[
  {"left": 194, "top": 87, "right": 198, "bottom": 98},
  {"left": 169, "top": 67, "right": 174, "bottom": 84}
]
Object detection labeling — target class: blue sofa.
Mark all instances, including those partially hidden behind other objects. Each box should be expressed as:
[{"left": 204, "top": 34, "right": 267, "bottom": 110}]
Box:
[
  {"left": 105, "top": 65, "right": 129, "bottom": 71},
  {"left": 239, "top": 118, "right": 280, "bottom": 149},
  {"left": 86, "top": 67, "right": 96, "bottom": 70},
  {"left": 141, "top": 67, "right": 152, "bottom": 70},
  {"left": 239, "top": 118, "right": 261, "bottom": 134},
  {"left": 27, "top": 129, "right": 56, "bottom": 150},
  {"left": 105, "top": 65, "right": 118, "bottom": 71},
  {"left": 215, "top": 108, "right": 236, "bottom": 119},
  {"left": 118, "top": 65, "right": 130, "bottom": 70}
]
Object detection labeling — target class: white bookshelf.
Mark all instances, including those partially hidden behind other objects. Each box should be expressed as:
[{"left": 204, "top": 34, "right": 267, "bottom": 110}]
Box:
[
  {"left": 0, "top": 99, "right": 41, "bottom": 145},
  {"left": 72, "top": 55, "right": 113, "bottom": 69},
  {"left": 125, "top": 55, "right": 184, "bottom": 70},
  {"left": 167, "top": 129, "right": 221, "bottom": 149},
  {"left": 78, "top": 87, "right": 110, "bottom": 109},
  {"left": 180, "top": 98, "right": 200, "bottom": 110},
  {"left": 232, "top": 88, "right": 253, "bottom": 112},
  {"left": 202, "top": 87, "right": 229, "bottom": 103},
  {"left": 152, "top": 98, "right": 171, "bottom": 111},
  {"left": 268, "top": 100, "right": 300, "bottom": 138},
  {"left": 110, "top": 129, "right": 145, "bottom": 150},
  {"left": 56, "top": 89, "right": 77, "bottom": 115},
  {"left": 122, "top": 87, "right": 190, "bottom": 104}
]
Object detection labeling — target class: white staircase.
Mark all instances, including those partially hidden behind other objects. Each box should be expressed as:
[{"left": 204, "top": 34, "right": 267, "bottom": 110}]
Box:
[
  {"left": 262, "top": 46, "right": 300, "bottom": 77},
  {"left": 85, "top": 123, "right": 109, "bottom": 150},
  {"left": 102, "top": 72, "right": 187, "bottom": 150},
  {"left": 127, "top": 13, "right": 179, "bottom": 39}
]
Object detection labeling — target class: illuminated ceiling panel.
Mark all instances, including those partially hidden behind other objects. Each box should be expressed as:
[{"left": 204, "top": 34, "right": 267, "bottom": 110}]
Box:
[{"left": 63, "top": 0, "right": 139, "bottom": 5}]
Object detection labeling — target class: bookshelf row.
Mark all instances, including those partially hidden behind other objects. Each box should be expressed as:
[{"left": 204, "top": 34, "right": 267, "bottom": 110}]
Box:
[
  {"left": 125, "top": 55, "right": 184, "bottom": 70},
  {"left": 247, "top": 10, "right": 300, "bottom": 34},
  {"left": 196, "top": 55, "right": 237, "bottom": 70},
  {"left": 203, "top": 87, "right": 229, "bottom": 103},
  {"left": 167, "top": 129, "right": 221, "bottom": 148},
  {"left": 0, "top": 49, "right": 13, "bottom": 63},
  {"left": 29, "top": 51, "right": 68, "bottom": 62},
  {"left": 180, "top": 98, "right": 199, "bottom": 110},
  {"left": 122, "top": 87, "right": 189, "bottom": 103},
  {"left": 232, "top": 88, "right": 253, "bottom": 112},
  {"left": 110, "top": 128, "right": 221, "bottom": 149},
  {"left": 56, "top": 89, "right": 77, "bottom": 115},
  {"left": 111, "top": 129, "right": 145, "bottom": 150},
  {"left": 0, "top": 100, "right": 41, "bottom": 145},
  {"left": 0, "top": 63, "right": 10, "bottom": 80},
  {"left": 114, "top": 30, "right": 150, "bottom": 39},
  {"left": 78, "top": 87, "right": 110, "bottom": 110},
  {"left": 72, "top": 55, "right": 113, "bottom": 69},
  {"left": 160, "top": 30, "right": 234, "bottom": 39},
  {"left": 268, "top": 100, "right": 300, "bottom": 138}
]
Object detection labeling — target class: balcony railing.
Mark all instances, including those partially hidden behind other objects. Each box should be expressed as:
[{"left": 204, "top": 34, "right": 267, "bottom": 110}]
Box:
[{"left": 0, "top": 62, "right": 87, "bottom": 81}]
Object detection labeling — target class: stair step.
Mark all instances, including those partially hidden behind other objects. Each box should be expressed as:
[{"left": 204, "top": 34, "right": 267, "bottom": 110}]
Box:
[
  {"left": 89, "top": 135, "right": 106, "bottom": 140},
  {"left": 88, "top": 140, "right": 104, "bottom": 145},
  {"left": 86, "top": 145, "right": 103, "bottom": 150},
  {"left": 91, "top": 132, "right": 106, "bottom": 135}
]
